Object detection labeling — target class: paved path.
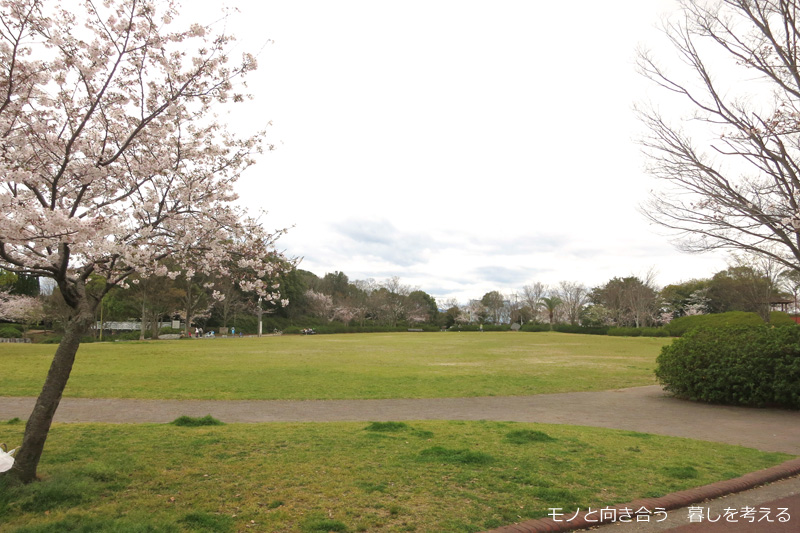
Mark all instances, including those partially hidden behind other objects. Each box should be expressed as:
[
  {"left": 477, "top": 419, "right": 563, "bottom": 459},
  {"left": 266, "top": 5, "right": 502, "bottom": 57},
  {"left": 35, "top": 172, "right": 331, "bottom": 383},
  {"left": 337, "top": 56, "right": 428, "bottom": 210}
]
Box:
[
  {"left": 524, "top": 473, "right": 800, "bottom": 533},
  {"left": 596, "top": 476, "right": 800, "bottom": 532},
  {"left": 2, "top": 385, "right": 799, "bottom": 454},
  {"left": 4, "top": 386, "right": 800, "bottom": 533}
]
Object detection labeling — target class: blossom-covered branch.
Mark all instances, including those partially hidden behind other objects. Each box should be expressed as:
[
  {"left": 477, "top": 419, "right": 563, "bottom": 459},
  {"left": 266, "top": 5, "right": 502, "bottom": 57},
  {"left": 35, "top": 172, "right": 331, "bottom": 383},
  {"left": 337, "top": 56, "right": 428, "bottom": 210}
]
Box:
[{"left": 0, "top": 0, "right": 288, "bottom": 484}]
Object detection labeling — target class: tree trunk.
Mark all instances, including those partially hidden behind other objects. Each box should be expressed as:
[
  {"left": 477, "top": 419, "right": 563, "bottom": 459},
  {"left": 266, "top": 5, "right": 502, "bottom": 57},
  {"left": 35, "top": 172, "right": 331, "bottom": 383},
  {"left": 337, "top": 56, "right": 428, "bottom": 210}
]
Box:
[
  {"left": 7, "top": 309, "right": 94, "bottom": 483},
  {"left": 151, "top": 317, "right": 160, "bottom": 339},
  {"left": 139, "top": 298, "right": 147, "bottom": 341},
  {"left": 183, "top": 283, "right": 193, "bottom": 337}
]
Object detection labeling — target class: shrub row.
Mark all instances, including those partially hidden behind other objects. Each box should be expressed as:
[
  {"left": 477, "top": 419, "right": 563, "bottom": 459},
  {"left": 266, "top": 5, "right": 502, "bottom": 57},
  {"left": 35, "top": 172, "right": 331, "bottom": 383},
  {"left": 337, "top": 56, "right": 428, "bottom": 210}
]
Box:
[
  {"left": 447, "top": 324, "right": 508, "bottom": 332},
  {"left": 282, "top": 324, "right": 533, "bottom": 334},
  {"left": 534, "top": 312, "right": 796, "bottom": 338},
  {"left": 607, "top": 327, "right": 670, "bottom": 337},
  {"left": 655, "top": 325, "right": 800, "bottom": 409},
  {"left": 295, "top": 312, "right": 797, "bottom": 338},
  {"left": 283, "top": 324, "right": 441, "bottom": 335},
  {"left": 22, "top": 310, "right": 800, "bottom": 342},
  {"left": 553, "top": 324, "right": 609, "bottom": 335},
  {"left": 40, "top": 331, "right": 169, "bottom": 343},
  {"left": 519, "top": 324, "right": 609, "bottom": 334}
]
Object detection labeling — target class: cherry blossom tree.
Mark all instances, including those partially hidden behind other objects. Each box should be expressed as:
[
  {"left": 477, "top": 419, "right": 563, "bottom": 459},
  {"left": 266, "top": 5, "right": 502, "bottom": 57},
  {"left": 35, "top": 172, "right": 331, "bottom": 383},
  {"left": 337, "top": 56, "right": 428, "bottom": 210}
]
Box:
[
  {"left": 332, "top": 305, "right": 358, "bottom": 324},
  {"left": 304, "top": 289, "right": 335, "bottom": 322},
  {"left": 0, "top": 291, "right": 45, "bottom": 327},
  {"left": 0, "top": 0, "right": 288, "bottom": 483}
]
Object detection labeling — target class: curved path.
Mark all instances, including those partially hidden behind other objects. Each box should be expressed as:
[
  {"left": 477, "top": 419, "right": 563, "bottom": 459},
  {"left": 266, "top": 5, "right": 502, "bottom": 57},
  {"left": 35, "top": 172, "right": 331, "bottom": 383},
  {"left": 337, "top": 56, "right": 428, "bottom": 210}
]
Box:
[
  {"left": 4, "top": 385, "right": 799, "bottom": 533},
  {"left": 2, "top": 385, "right": 799, "bottom": 454}
]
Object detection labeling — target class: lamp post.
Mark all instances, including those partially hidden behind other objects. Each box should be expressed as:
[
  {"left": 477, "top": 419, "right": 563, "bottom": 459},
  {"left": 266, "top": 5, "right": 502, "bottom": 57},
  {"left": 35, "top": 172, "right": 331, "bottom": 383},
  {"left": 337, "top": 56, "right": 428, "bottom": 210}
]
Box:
[{"left": 257, "top": 296, "right": 263, "bottom": 337}]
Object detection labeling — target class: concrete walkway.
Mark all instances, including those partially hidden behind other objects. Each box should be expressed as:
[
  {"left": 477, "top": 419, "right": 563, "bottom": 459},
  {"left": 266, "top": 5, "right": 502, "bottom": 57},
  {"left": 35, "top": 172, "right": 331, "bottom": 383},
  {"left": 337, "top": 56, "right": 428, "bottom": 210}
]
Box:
[
  {"left": 2, "top": 385, "right": 799, "bottom": 454},
  {"left": 583, "top": 474, "right": 800, "bottom": 532},
  {"left": 3, "top": 386, "right": 799, "bottom": 533}
]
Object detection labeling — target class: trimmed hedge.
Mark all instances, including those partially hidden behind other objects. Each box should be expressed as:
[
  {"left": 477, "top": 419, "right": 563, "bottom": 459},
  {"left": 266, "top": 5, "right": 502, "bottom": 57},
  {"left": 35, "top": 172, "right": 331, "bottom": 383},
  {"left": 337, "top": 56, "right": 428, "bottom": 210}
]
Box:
[
  {"left": 662, "top": 311, "right": 794, "bottom": 337},
  {"left": 284, "top": 324, "right": 441, "bottom": 335},
  {"left": 553, "top": 324, "right": 609, "bottom": 335},
  {"left": 519, "top": 324, "right": 610, "bottom": 334},
  {"left": 655, "top": 325, "right": 800, "bottom": 409},
  {"left": 451, "top": 324, "right": 508, "bottom": 332},
  {"left": 519, "top": 323, "right": 551, "bottom": 332}
]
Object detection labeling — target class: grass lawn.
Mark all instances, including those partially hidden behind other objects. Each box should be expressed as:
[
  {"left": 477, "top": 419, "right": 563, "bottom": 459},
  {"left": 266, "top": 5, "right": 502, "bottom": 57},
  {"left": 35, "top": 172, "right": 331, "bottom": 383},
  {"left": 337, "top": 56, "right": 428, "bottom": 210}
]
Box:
[
  {"left": 0, "top": 418, "right": 792, "bottom": 533},
  {"left": 0, "top": 332, "right": 670, "bottom": 400}
]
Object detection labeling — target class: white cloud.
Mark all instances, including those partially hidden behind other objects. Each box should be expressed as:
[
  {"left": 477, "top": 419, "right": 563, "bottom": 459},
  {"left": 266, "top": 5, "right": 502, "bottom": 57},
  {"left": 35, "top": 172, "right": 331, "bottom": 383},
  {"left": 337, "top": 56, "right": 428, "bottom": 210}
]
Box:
[{"left": 188, "top": 0, "right": 730, "bottom": 302}]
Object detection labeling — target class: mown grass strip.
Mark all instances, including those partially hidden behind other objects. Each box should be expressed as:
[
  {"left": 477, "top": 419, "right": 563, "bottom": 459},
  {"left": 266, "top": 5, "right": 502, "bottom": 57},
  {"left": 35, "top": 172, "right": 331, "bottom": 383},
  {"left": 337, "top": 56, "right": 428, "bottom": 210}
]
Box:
[{"left": 0, "top": 332, "right": 669, "bottom": 400}]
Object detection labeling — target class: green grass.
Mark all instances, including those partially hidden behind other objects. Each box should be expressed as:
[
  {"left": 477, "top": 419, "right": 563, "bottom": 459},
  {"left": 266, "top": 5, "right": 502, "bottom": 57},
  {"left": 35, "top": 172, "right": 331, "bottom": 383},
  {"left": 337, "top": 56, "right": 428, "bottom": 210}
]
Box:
[
  {"left": 0, "top": 420, "right": 791, "bottom": 533},
  {"left": 0, "top": 332, "right": 669, "bottom": 400},
  {"left": 0, "top": 333, "right": 791, "bottom": 531},
  {"left": 170, "top": 415, "right": 225, "bottom": 427}
]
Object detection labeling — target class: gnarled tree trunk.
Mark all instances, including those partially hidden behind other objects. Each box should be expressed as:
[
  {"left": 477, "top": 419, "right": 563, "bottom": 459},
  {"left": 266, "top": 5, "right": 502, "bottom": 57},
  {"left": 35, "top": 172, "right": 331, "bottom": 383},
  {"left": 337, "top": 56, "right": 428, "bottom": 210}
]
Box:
[{"left": 8, "top": 307, "right": 95, "bottom": 484}]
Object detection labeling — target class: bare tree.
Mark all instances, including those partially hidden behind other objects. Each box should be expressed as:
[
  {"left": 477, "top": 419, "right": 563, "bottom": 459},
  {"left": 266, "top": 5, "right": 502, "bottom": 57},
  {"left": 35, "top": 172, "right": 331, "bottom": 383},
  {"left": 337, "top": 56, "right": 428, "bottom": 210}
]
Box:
[
  {"left": 728, "top": 251, "right": 783, "bottom": 321},
  {"left": 592, "top": 273, "right": 660, "bottom": 327},
  {"left": 520, "top": 283, "right": 547, "bottom": 322},
  {"left": 557, "top": 281, "right": 589, "bottom": 325},
  {"left": 638, "top": 1, "right": 800, "bottom": 275},
  {"left": 128, "top": 274, "right": 184, "bottom": 340},
  {"left": 351, "top": 278, "right": 378, "bottom": 327},
  {"left": 629, "top": 269, "right": 661, "bottom": 328},
  {"left": 506, "top": 291, "right": 527, "bottom": 324},
  {"left": 779, "top": 268, "right": 800, "bottom": 313},
  {"left": 378, "top": 276, "right": 412, "bottom": 327},
  {"left": 177, "top": 274, "right": 213, "bottom": 336}
]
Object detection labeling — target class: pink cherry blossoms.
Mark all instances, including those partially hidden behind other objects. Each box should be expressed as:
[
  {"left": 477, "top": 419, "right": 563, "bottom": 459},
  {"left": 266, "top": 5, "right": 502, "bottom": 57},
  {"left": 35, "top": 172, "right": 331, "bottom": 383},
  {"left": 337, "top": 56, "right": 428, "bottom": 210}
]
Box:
[
  {"left": 0, "top": 0, "right": 289, "bottom": 484},
  {"left": 0, "top": 0, "right": 287, "bottom": 300}
]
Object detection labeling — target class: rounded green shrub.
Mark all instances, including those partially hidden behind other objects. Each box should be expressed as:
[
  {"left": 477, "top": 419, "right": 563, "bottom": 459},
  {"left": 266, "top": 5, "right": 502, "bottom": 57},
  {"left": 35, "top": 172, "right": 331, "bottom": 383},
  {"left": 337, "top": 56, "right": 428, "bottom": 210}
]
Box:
[
  {"left": 663, "top": 311, "right": 772, "bottom": 337},
  {"left": 655, "top": 325, "right": 800, "bottom": 409},
  {"left": 770, "top": 311, "right": 797, "bottom": 326},
  {"left": 171, "top": 415, "right": 225, "bottom": 427},
  {"left": 0, "top": 326, "right": 22, "bottom": 338}
]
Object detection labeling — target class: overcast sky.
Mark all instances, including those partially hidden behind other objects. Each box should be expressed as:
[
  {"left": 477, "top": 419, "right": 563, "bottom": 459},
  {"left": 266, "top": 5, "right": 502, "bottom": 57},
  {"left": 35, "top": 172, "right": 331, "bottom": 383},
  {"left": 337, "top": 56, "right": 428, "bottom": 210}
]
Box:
[{"left": 197, "top": 0, "right": 731, "bottom": 302}]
